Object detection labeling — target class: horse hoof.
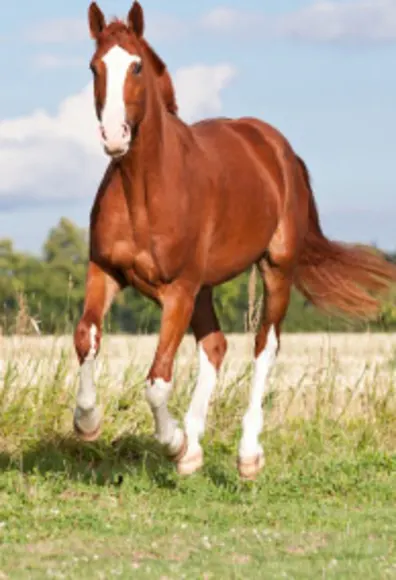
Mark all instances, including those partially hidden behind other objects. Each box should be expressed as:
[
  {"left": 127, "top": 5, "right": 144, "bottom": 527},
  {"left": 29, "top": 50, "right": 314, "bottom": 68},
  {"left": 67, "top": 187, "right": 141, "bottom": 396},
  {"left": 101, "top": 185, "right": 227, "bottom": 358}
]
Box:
[
  {"left": 167, "top": 432, "right": 189, "bottom": 464},
  {"left": 237, "top": 453, "right": 265, "bottom": 481},
  {"left": 177, "top": 448, "right": 204, "bottom": 476}
]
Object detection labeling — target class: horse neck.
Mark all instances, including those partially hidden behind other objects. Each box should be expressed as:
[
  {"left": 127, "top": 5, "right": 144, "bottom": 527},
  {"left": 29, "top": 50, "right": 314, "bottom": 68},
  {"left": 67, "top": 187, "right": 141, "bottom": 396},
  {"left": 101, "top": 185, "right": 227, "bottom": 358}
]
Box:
[
  {"left": 116, "top": 69, "right": 173, "bottom": 236},
  {"left": 119, "top": 69, "right": 167, "bottom": 188}
]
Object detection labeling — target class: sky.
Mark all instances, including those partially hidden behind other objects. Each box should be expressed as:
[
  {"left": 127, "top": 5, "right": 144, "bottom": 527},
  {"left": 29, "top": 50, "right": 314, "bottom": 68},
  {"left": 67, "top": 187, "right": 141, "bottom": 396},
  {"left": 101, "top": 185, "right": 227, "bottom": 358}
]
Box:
[{"left": 0, "top": 0, "right": 396, "bottom": 254}]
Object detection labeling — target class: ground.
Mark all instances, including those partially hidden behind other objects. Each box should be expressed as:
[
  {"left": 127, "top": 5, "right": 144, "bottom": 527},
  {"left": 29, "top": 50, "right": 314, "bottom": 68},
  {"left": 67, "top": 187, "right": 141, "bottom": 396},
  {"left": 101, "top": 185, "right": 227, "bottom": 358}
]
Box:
[{"left": 0, "top": 334, "right": 395, "bottom": 579}]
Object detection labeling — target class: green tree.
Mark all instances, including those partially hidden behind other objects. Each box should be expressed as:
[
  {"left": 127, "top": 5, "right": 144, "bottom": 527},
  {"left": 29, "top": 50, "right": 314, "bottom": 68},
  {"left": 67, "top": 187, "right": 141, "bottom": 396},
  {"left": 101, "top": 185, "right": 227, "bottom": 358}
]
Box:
[
  {"left": 44, "top": 218, "right": 88, "bottom": 266},
  {"left": 1, "top": 218, "right": 395, "bottom": 335}
]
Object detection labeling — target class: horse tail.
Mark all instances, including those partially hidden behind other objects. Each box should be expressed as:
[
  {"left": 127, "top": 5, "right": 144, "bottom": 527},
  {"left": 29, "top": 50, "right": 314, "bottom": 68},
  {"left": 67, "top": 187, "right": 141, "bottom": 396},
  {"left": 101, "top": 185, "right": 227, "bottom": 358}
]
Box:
[{"left": 293, "top": 156, "right": 396, "bottom": 319}]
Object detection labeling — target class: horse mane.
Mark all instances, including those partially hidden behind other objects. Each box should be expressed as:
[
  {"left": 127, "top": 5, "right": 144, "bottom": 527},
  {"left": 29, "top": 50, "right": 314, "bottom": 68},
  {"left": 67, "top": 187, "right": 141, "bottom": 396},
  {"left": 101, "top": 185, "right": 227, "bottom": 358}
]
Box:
[
  {"left": 103, "top": 19, "right": 130, "bottom": 38},
  {"left": 102, "top": 19, "right": 178, "bottom": 115},
  {"left": 139, "top": 38, "right": 178, "bottom": 115}
]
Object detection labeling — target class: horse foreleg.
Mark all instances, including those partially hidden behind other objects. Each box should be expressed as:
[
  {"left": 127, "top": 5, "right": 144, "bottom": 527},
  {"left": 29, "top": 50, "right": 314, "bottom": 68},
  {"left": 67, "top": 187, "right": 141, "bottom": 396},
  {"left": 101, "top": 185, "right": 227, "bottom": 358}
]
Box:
[
  {"left": 238, "top": 260, "right": 292, "bottom": 480},
  {"left": 73, "top": 262, "right": 123, "bottom": 441},
  {"left": 145, "top": 283, "right": 196, "bottom": 463},
  {"left": 177, "top": 287, "right": 227, "bottom": 475}
]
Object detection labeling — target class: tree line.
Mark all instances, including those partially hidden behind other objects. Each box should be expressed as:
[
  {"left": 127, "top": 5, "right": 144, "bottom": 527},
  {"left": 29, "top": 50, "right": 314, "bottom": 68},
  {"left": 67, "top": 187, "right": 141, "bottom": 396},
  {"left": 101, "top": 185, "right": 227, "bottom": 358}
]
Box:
[{"left": 1, "top": 218, "right": 396, "bottom": 335}]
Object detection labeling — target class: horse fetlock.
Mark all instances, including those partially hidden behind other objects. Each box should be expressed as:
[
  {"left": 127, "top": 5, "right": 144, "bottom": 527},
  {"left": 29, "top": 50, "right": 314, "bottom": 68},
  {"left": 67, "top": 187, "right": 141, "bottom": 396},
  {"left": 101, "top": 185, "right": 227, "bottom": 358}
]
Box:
[
  {"left": 74, "top": 406, "right": 102, "bottom": 441},
  {"left": 154, "top": 418, "right": 183, "bottom": 451},
  {"left": 239, "top": 433, "right": 264, "bottom": 461},
  {"left": 238, "top": 437, "right": 265, "bottom": 479},
  {"left": 237, "top": 450, "right": 265, "bottom": 481},
  {"left": 166, "top": 428, "right": 188, "bottom": 462},
  {"left": 177, "top": 445, "right": 204, "bottom": 476}
]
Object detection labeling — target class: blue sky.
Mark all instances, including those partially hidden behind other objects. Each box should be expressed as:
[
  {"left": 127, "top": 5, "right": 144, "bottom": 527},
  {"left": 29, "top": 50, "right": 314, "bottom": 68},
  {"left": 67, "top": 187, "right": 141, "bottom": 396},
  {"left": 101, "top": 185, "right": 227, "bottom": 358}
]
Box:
[{"left": 0, "top": 0, "right": 396, "bottom": 253}]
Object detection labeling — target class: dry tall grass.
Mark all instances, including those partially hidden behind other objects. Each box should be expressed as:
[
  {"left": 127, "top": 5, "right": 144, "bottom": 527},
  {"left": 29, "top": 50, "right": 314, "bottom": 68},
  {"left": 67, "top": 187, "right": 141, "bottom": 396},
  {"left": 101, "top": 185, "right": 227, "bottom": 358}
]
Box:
[{"left": 1, "top": 333, "right": 395, "bottom": 456}]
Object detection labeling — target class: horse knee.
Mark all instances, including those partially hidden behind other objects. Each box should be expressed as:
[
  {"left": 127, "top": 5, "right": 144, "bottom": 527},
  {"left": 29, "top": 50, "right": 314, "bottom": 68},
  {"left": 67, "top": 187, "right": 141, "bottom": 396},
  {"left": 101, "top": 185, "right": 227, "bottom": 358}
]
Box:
[
  {"left": 201, "top": 331, "right": 227, "bottom": 371},
  {"left": 74, "top": 318, "right": 100, "bottom": 364}
]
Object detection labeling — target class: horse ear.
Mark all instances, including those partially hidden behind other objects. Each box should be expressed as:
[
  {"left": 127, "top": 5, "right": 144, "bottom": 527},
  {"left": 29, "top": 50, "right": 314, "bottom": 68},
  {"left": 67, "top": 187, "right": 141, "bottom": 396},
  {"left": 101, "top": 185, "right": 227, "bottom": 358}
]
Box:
[
  {"left": 128, "top": 1, "right": 145, "bottom": 38},
  {"left": 88, "top": 3, "right": 106, "bottom": 41}
]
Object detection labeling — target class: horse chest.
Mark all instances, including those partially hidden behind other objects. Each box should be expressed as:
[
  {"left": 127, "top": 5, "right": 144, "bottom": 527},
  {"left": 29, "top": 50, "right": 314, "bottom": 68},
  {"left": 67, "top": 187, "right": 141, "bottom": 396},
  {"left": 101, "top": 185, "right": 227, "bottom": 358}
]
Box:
[
  {"left": 105, "top": 241, "right": 162, "bottom": 286},
  {"left": 92, "top": 207, "right": 186, "bottom": 290},
  {"left": 130, "top": 249, "right": 162, "bottom": 286}
]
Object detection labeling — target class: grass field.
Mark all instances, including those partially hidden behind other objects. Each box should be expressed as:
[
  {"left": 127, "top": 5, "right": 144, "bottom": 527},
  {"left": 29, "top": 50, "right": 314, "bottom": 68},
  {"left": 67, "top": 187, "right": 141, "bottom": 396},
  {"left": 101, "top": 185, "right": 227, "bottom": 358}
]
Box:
[{"left": 0, "top": 333, "right": 396, "bottom": 579}]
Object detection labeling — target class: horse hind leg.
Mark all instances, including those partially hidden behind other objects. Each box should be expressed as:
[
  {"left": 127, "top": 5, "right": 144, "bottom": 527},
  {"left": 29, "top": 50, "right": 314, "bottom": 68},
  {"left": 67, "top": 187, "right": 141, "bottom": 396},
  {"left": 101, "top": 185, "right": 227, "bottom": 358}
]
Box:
[
  {"left": 178, "top": 287, "right": 227, "bottom": 475},
  {"left": 238, "top": 243, "right": 294, "bottom": 480}
]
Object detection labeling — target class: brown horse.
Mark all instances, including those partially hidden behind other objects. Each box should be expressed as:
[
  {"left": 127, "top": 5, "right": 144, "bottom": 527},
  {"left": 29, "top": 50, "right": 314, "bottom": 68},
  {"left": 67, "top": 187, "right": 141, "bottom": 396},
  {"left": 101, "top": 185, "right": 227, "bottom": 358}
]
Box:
[{"left": 74, "top": 1, "right": 396, "bottom": 480}]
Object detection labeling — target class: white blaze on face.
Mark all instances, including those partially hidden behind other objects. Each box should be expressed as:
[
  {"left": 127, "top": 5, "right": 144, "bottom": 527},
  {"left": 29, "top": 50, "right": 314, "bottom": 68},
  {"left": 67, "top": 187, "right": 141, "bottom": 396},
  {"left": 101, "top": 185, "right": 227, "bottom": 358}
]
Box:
[{"left": 100, "top": 45, "right": 141, "bottom": 153}]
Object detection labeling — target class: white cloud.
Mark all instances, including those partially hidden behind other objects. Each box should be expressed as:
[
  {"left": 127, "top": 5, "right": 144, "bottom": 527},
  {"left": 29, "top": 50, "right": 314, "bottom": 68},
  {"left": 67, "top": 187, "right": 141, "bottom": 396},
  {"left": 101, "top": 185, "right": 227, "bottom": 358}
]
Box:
[
  {"left": 278, "top": 0, "right": 396, "bottom": 43},
  {"left": 26, "top": 2, "right": 396, "bottom": 49},
  {"left": 201, "top": 8, "right": 246, "bottom": 32},
  {"left": 28, "top": 19, "right": 88, "bottom": 44},
  {"left": 201, "top": 1, "right": 396, "bottom": 43},
  {"left": 201, "top": 7, "right": 267, "bottom": 35},
  {"left": 175, "top": 64, "right": 236, "bottom": 122},
  {"left": 0, "top": 86, "right": 105, "bottom": 206},
  {"left": 33, "top": 54, "right": 85, "bottom": 69},
  {"left": 27, "top": 12, "right": 186, "bottom": 46},
  {"left": 145, "top": 13, "right": 187, "bottom": 43},
  {"left": 0, "top": 64, "right": 236, "bottom": 207}
]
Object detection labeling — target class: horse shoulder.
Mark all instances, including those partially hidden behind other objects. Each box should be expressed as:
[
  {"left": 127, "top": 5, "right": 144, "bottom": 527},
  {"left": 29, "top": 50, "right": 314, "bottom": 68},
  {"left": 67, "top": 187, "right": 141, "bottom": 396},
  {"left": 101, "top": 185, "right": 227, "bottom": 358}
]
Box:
[{"left": 90, "top": 164, "right": 136, "bottom": 268}]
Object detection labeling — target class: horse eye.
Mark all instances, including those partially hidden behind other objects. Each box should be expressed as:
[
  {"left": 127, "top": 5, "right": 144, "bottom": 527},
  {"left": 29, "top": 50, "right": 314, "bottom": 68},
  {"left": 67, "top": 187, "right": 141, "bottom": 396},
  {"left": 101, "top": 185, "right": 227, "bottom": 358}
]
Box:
[{"left": 132, "top": 61, "right": 142, "bottom": 76}]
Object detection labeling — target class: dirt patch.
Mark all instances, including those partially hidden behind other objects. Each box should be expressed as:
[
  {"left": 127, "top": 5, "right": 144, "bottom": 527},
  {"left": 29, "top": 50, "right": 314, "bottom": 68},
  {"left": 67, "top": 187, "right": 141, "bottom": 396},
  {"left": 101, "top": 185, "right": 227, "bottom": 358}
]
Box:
[
  {"left": 232, "top": 553, "right": 251, "bottom": 564},
  {"left": 286, "top": 533, "right": 328, "bottom": 555}
]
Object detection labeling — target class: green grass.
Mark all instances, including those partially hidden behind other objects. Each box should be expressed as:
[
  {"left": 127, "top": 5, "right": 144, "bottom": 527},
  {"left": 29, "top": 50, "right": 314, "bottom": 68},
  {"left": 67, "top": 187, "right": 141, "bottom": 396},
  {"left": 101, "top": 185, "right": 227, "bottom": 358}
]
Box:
[{"left": 0, "top": 337, "right": 396, "bottom": 579}]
